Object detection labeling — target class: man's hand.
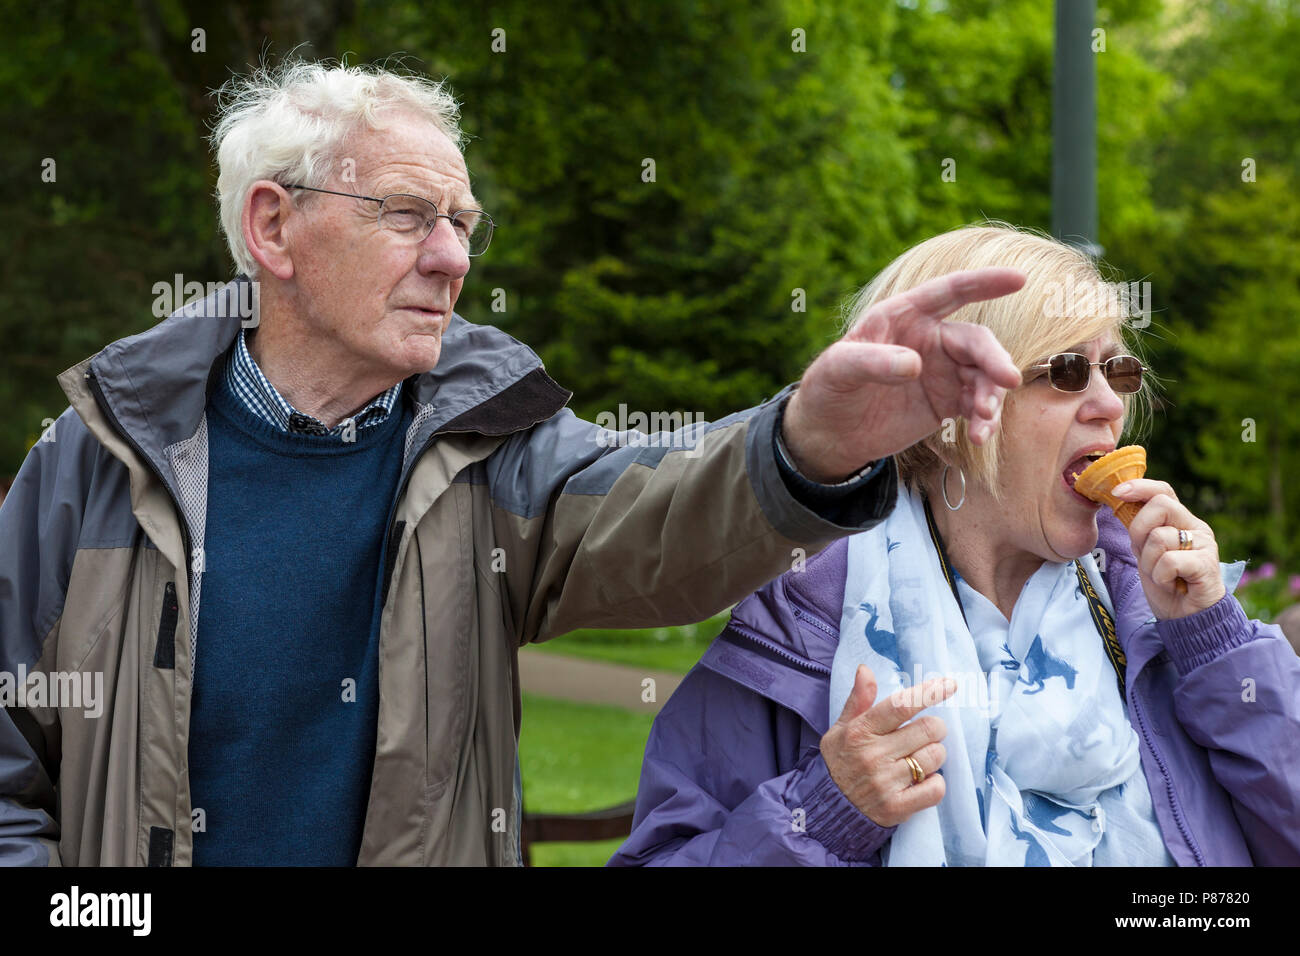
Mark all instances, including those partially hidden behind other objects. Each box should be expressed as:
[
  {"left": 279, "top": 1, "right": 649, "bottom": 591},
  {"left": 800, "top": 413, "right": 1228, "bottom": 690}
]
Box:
[{"left": 781, "top": 268, "right": 1026, "bottom": 482}]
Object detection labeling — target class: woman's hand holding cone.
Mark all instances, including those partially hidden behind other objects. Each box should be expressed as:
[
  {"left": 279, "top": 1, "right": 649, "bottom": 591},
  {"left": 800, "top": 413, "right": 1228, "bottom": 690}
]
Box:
[{"left": 1111, "top": 479, "right": 1227, "bottom": 620}]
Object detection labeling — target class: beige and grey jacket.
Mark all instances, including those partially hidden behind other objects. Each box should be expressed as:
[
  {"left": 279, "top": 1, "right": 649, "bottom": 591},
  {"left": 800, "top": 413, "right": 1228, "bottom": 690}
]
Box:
[{"left": 0, "top": 277, "right": 897, "bottom": 866}]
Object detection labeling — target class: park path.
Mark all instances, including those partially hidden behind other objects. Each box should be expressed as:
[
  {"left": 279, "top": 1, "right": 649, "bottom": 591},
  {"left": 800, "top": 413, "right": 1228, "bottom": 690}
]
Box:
[{"left": 518, "top": 648, "right": 685, "bottom": 713}]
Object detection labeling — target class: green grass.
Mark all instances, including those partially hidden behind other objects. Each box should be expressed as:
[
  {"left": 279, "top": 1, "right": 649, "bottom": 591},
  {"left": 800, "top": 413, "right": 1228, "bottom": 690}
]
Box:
[
  {"left": 518, "top": 692, "right": 657, "bottom": 867},
  {"left": 530, "top": 610, "right": 732, "bottom": 674}
]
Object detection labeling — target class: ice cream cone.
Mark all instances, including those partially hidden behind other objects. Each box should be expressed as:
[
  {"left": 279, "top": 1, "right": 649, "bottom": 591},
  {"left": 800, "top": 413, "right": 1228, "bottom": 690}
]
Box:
[
  {"left": 1071, "top": 445, "right": 1187, "bottom": 594},
  {"left": 1072, "top": 445, "right": 1147, "bottom": 527}
]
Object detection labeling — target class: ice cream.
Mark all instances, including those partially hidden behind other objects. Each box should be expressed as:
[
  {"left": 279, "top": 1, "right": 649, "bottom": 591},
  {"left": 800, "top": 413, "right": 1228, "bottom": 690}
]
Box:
[{"left": 1071, "top": 445, "right": 1187, "bottom": 594}]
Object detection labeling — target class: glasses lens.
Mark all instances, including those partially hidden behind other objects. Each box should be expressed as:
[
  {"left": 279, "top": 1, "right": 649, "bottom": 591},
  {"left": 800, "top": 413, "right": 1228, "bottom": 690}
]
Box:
[
  {"left": 379, "top": 195, "right": 436, "bottom": 236},
  {"left": 1105, "top": 355, "right": 1143, "bottom": 393},
  {"left": 455, "top": 211, "right": 493, "bottom": 256},
  {"left": 1049, "top": 353, "right": 1090, "bottom": 391}
]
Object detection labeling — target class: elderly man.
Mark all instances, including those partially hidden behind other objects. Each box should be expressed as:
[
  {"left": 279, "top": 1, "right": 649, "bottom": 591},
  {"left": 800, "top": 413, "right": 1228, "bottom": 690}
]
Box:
[{"left": 0, "top": 61, "right": 1023, "bottom": 866}]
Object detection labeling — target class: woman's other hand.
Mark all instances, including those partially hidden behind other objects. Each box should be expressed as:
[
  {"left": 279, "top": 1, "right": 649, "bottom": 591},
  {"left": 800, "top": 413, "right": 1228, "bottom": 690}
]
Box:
[
  {"left": 820, "top": 664, "right": 955, "bottom": 828},
  {"left": 1111, "top": 478, "right": 1227, "bottom": 620}
]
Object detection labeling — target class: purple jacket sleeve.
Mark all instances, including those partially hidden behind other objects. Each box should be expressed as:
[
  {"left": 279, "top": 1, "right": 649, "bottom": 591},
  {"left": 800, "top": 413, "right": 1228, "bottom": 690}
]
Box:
[
  {"left": 1158, "top": 595, "right": 1300, "bottom": 865},
  {"left": 607, "top": 662, "right": 894, "bottom": 866}
]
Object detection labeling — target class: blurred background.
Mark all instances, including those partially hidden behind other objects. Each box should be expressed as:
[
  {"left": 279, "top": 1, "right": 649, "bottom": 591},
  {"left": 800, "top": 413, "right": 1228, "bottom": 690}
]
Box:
[{"left": 4, "top": 0, "right": 1297, "bottom": 863}]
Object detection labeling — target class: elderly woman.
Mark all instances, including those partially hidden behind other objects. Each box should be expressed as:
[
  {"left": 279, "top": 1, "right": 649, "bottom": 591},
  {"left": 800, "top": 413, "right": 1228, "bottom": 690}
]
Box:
[{"left": 609, "top": 224, "right": 1300, "bottom": 866}]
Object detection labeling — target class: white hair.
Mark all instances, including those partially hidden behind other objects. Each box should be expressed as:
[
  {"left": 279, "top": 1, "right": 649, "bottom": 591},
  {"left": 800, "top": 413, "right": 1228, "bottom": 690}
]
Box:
[{"left": 210, "top": 58, "right": 464, "bottom": 277}]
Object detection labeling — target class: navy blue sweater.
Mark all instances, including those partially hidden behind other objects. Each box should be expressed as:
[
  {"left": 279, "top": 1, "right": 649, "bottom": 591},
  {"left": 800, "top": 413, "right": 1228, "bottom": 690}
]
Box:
[{"left": 188, "top": 376, "right": 412, "bottom": 865}]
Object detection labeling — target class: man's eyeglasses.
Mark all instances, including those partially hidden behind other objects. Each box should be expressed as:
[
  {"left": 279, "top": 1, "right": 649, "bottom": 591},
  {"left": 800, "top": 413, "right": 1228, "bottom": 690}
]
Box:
[
  {"left": 283, "top": 184, "right": 494, "bottom": 256},
  {"left": 1023, "top": 353, "right": 1146, "bottom": 393}
]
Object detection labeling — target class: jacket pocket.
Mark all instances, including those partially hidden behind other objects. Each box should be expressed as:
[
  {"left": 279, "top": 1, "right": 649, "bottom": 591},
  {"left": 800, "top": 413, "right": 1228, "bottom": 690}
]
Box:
[{"left": 152, "top": 581, "right": 178, "bottom": 670}]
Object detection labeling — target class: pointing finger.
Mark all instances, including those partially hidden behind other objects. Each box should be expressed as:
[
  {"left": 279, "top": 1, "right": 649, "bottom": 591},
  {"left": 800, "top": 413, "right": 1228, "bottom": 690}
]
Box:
[{"left": 846, "top": 268, "right": 1026, "bottom": 344}]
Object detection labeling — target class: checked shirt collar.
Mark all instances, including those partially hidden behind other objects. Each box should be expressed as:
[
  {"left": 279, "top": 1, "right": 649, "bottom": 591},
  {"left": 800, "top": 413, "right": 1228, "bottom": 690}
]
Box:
[{"left": 224, "top": 328, "right": 401, "bottom": 437}]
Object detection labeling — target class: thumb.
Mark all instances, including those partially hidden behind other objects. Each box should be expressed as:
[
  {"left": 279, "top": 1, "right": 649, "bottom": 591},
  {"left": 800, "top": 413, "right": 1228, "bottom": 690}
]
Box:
[
  {"left": 819, "top": 341, "right": 922, "bottom": 390},
  {"left": 837, "top": 664, "right": 878, "bottom": 724}
]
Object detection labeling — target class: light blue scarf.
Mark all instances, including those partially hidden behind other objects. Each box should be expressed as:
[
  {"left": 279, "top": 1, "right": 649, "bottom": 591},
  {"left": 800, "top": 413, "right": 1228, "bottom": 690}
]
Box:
[{"left": 830, "top": 485, "right": 1174, "bottom": 866}]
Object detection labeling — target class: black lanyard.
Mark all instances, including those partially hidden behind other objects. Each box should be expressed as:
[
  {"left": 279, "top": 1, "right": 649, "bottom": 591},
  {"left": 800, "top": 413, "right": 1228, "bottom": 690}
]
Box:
[{"left": 921, "top": 495, "right": 1127, "bottom": 692}]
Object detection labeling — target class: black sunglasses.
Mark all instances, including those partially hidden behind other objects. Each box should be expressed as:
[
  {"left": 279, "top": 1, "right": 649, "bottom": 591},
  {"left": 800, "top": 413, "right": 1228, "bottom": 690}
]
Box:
[{"left": 1024, "top": 353, "right": 1145, "bottom": 393}]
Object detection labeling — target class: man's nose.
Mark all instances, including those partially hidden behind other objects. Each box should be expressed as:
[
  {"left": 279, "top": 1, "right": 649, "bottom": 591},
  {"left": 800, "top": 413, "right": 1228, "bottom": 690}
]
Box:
[{"left": 417, "top": 215, "right": 471, "bottom": 278}]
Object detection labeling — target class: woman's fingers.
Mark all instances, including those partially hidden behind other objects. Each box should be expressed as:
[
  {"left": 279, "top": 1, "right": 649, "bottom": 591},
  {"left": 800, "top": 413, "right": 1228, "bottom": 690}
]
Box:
[
  {"left": 1150, "top": 548, "right": 1224, "bottom": 604},
  {"left": 874, "top": 771, "right": 947, "bottom": 827},
  {"left": 1151, "top": 548, "right": 1218, "bottom": 593},
  {"left": 1120, "top": 490, "right": 1206, "bottom": 560},
  {"left": 834, "top": 664, "right": 879, "bottom": 726},
  {"left": 1112, "top": 477, "right": 1177, "bottom": 500},
  {"left": 883, "top": 712, "right": 948, "bottom": 762},
  {"left": 908, "top": 740, "right": 947, "bottom": 779},
  {"left": 1137, "top": 526, "right": 1199, "bottom": 581},
  {"left": 824, "top": 676, "right": 957, "bottom": 828},
  {"left": 1114, "top": 480, "right": 1225, "bottom": 615},
  {"left": 860, "top": 677, "right": 957, "bottom": 737}
]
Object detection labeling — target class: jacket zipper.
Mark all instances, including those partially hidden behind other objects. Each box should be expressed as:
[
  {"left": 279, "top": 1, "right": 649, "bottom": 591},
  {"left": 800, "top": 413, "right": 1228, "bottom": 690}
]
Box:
[
  {"left": 378, "top": 424, "right": 449, "bottom": 606},
  {"left": 1128, "top": 682, "right": 1206, "bottom": 866},
  {"left": 1106, "top": 558, "right": 1206, "bottom": 865},
  {"left": 379, "top": 420, "right": 532, "bottom": 595},
  {"left": 791, "top": 602, "right": 839, "bottom": 639},
  {"left": 86, "top": 371, "right": 194, "bottom": 597},
  {"left": 382, "top": 433, "right": 438, "bottom": 557},
  {"left": 723, "top": 617, "right": 831, "bottom": 675}
]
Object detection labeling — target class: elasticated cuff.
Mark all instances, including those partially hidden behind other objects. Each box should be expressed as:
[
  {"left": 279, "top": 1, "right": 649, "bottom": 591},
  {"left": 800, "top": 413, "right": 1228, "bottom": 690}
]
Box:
[
  {"left": 789, "top": 748, "right": 895, "bottom": 863},
  {"left": 1156, "top": 594, "right": 1255, "bottom": 677}
]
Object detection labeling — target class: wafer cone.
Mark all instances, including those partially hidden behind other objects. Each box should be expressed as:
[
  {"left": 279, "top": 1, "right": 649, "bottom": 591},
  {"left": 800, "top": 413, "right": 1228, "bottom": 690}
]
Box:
[
  {"left": 1072, "top": 445, "right": 1147, "bottom": 527},
  {"left": 1072, "top": 445, "right": 1187, "bottom": 594}
]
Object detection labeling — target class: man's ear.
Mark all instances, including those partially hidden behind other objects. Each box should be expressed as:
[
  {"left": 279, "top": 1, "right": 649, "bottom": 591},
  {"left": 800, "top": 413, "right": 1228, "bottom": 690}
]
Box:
[{"left": 243, "top": 181, "right": 296, "bottom": 280}]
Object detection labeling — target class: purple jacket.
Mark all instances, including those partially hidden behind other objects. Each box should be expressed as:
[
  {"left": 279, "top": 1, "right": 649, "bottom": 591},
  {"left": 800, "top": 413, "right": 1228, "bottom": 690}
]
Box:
[{"left": 609, "top": 509, "right": 1300, "bottom": 866}]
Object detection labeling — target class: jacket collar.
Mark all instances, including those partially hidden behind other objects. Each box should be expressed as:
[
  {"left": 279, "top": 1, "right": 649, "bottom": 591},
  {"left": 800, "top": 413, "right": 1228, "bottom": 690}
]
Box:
[{"left": 59, "top": 276, "right": 571, "bottom": 493}]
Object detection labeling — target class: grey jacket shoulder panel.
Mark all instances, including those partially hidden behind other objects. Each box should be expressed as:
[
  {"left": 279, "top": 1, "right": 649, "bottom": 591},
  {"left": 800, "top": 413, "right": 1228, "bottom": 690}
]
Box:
[
  {"left": 84, "top": 281, "right": 245, "bottom": 485},
  {"left": 484, "top": 408, "right": 605, "bottom": 520},
  {"left": 0, "top": 412, "right": 113, "bottom": 867},
  {"left": 0, "top": 405, "right": 134, "bottom": 670}
]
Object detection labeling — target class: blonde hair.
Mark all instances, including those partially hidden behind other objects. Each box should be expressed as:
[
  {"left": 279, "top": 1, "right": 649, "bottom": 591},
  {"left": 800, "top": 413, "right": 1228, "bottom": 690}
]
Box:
[
  {"left": 210, "top": 57, "right": 464, "bottom": 278},
  {"left": 841, "top": 222, "right": 1155, "bottom": 502}
]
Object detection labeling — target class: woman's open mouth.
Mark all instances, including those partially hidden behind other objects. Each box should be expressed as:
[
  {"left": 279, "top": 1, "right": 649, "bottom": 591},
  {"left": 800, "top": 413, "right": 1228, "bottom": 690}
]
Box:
[{"left": 1062, "top": 452, "right": 1105, "bottom": 505}]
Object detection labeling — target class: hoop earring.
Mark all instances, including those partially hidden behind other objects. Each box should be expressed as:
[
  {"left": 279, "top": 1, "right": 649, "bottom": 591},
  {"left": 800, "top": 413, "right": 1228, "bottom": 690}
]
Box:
[{"left": 941, "top": 463, "right": 966, "bottom": 511}]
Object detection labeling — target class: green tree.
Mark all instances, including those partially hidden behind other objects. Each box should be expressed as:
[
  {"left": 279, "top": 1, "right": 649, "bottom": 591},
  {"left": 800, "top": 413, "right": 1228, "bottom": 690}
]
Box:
[
  {"left": 1114, "top": 0, "right": 1300, "bottom": 567},
  {"left": 1177, "top": 174, "right": 1300, "bottom": 565}
]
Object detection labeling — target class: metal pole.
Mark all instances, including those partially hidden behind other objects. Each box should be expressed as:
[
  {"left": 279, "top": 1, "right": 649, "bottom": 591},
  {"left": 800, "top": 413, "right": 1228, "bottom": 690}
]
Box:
[{"left": 1052, "top": 0, "right": 1102, "bottom": 258}]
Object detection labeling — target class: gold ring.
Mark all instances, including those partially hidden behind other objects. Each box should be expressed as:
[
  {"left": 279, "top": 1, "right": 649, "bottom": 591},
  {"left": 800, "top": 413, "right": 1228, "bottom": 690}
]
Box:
[
  {"left": 1178, "top": 529, "right": 1193, "bottom": 550},
  {"left": 904, "top": 755, "right": 925, "bottom": 785}
]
